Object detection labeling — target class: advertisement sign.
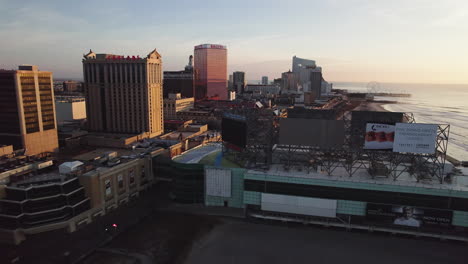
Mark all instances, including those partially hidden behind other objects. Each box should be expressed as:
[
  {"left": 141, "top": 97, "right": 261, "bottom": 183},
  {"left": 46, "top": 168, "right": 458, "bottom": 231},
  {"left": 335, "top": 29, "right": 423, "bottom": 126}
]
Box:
[
  {"left": 366, "top": 203, "right": 452, "bottom": 228},
  {"left": 392, "top": 123, "right": 438, "bottom": 154},
  {"left": 261, "top": 193, "right": 337, "bottom": 218},
  {"left": 206, "top": 168, "right": 232, "bottom": 198},
  {"left": 364, "top": 123, "right": 395, "bottom": 149}
]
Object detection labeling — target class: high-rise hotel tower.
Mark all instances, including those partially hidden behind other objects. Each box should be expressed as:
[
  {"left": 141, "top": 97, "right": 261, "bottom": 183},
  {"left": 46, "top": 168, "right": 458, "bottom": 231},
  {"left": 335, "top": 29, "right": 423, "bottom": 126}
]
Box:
[
  {"left": 0, "top": 65, "right": 58, "bottom": 155},
  {"left": 82, "top": 49, "right": 164, "bottom": 136},
  {"left": 194, "top": 44, "right": 227, "bottom": 100}
]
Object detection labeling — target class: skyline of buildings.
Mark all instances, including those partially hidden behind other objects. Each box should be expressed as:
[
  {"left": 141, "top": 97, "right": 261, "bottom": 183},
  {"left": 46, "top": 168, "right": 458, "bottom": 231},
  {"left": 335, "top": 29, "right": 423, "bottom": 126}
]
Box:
[
  {"left": 163, "top": 55, "right": 195, "bottom": 98},
  {"left": 194, "top": 44, "right": 228, "bottom": 100},
  {"left": 82, "top": 49, "right": 164, "bottom": 137},
  {"left": 0, "top": 65, "right": 59, "bottom": 155}
]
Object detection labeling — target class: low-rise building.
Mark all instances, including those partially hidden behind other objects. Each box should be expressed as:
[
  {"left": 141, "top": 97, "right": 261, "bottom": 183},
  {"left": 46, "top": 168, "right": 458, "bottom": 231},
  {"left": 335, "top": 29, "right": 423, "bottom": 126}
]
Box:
[
  {"left": 63, "top": 80, "right": 81, "bottom": 92},
  {"left": 55, "top": 96, "right": 86, "bottom": 123},
  {"left": 163, "top": 93, "right": 194, "bottom": 120},
  {"left": 245, "top": 84, "right": 280, "bottom": 96},
  {"left": 0, "top": 146, "right": 165, "bottom": 244}
]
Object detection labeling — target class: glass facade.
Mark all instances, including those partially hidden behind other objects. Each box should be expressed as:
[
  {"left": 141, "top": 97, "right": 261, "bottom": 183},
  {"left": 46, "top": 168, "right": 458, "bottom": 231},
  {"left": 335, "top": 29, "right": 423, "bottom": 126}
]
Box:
[{"left": 194, "top": 44, "right": 227, "bottom": 100}]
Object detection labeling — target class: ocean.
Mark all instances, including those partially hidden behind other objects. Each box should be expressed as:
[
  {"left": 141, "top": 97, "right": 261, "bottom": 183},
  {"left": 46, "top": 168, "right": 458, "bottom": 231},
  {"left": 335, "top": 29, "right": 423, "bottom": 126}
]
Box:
[{"left": 333, "top": 82, "right": 468, "bottom": 162}]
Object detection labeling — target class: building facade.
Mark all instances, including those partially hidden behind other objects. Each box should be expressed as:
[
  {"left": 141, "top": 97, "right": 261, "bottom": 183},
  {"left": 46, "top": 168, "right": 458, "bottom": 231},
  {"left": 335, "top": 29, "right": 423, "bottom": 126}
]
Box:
[
  {"left": 63, "top": 80, "right": 80, "bottom": 92},
  {"left": 163, "top": 93, "right": 194, "bottom": 120},
  {"left": 55, "top": 96, "right": 86, "bottom": 123},
  {"left": 0, "top": 66, "right": 59, "bottom": 155},
  {"left": 163, "top": 55, "right": 195, "bottom": 98},
  {"left": 292, "top": 56, "right": 316, "bottom": 73},
  {"left": 82, "top": 49, "right": 164, "bottom": 137},
  {"left": 194, "top": 44, "right": 228, "bottom": 100},
  {"left": 201, "top": 166, "right": 468, "bottom": 241},
  {"left": 310, "top": 70, "right": 323, "bottom": 98},
  {"left": 245, "top": 84, "right": 280, "bottom": 96},
  {"left": 232, "top": 71, "right": 246, "bottom": 94},
  {"left": 281, "top": 70, "right": 298, "bottom": 93},
  {"left": 261, "top": 76, "right": 268, "bottom": 85}
]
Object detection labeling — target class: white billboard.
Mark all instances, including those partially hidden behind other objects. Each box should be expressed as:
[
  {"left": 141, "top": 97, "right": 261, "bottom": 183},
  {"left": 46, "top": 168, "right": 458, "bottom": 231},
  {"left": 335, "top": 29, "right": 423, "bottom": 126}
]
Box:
[
  {"left": 393, "top": 123, "right": 438, "bottom": 154},
  {"left": 206, "top": 168, "right": 232, "bottom": 198},
  {"left": 261, "top": 193, "right": 337, "bottom": 218},
  {"left": 364, "top": 123, "right": 395, "bottom": 149}
]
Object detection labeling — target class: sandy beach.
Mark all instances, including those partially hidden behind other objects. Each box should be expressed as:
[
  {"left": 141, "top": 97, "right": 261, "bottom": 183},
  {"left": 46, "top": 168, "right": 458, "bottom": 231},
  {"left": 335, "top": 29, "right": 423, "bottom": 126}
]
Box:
[{"left": 352, "top": 101, "right": 389, "bottom": 112}]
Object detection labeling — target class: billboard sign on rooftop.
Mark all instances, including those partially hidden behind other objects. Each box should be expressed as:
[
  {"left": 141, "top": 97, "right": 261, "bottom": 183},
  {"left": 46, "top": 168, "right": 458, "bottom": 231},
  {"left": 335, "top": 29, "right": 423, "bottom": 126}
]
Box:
[
  {"left": 392, "top": 123, "right": 438, "bottom": 154},
  {"left": 364, "top": 123, "right": 395, "bottom": 150},
  {"left": 366, "top": 203, "right": 452, "bottom": 229}
]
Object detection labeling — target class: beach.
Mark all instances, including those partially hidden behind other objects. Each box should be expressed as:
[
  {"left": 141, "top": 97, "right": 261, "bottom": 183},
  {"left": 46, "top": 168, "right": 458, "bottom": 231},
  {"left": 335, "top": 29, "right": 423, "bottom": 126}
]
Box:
[{"left": 352, "top": 101, "right": 388, "bottom": 112}]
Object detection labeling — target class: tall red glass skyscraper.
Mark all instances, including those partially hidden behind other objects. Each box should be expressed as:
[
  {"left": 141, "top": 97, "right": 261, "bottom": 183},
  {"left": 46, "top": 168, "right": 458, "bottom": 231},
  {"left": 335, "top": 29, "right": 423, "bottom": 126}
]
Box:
[{"left": 194, "top": 44, "right": 227, "bottom": 100}]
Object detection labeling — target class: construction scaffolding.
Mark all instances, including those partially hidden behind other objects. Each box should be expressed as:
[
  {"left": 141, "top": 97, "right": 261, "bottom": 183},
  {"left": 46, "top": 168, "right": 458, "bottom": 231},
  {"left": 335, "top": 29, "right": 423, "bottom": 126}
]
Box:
[{"left": 222, "top": 109, "right": 450, "bottom": 183}]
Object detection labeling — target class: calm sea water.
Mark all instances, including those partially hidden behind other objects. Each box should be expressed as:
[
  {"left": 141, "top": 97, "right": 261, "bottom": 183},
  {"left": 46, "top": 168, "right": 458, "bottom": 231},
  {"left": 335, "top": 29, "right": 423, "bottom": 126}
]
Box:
[{"left": 333, "top": 82, "right": 468, "bottom": 162}]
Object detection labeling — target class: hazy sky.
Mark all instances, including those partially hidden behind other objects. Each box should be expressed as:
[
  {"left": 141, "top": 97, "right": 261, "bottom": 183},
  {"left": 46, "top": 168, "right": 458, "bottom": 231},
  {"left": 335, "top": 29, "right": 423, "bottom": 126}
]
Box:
[{"left": 1, "top": 0, "right": 467, "bottom": 84}]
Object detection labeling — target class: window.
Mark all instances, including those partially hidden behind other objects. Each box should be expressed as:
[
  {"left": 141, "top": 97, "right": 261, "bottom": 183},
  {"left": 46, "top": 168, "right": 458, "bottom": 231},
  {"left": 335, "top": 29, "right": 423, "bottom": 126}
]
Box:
[
  {"left": 118, "top": 174, "right": 124, "bottom": 189},
  {"left": 104, "top": 179, "right": 112, "bottom": 198},
  {"left": 129, "top": 169, "right": 135, "bottom": 185}
]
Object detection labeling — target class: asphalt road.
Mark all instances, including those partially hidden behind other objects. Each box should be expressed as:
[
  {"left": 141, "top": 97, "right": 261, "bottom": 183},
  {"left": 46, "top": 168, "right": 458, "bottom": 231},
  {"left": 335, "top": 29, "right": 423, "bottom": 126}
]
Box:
[{"left": 185, "top": 220, "right": 468, "bottom": 264}]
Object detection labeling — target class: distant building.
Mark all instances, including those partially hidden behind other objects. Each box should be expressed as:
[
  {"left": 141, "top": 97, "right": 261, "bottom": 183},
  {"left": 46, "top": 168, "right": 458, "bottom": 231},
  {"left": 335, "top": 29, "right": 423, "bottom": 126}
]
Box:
[
  {"left": 261, "top": 76, "right": 268, "bottom": 85},
  {"left": 63, "top": 80, "right": 80, "bottom": 92},
  {"left": 228, "top": 90, "right": 236, "bottom": 101},
  {"left": 281, "top": 70, "right": 298, "bottom": 93},
  {"left": 177, "top": 110, "right": 215, "bottom": 123},
  {"left": 82, "top": 49, "right": 164, "bottom": 137},
  {"left": 292, "top": 56, "right": 316, "bottom": 73},
  {"left": 291, "top": 56, "right": 327, "bottom": 98},
  {"left": 0, "top": 65, "right": 59, "bottom": 155},
  {"left": 163, "top": 55, "right": 195, "bottom": 98},
  {"left": 245, "top": 84, "right": 280, "bottom": 96},
  {"left": 228, "top": 74, "right": 233, "bottom": 90},
  {"left": 55, "top": 96, "right": 86, "bottom": 123},
  {"left": 321, "top": 80, "right": 333, "bottom": 95},
  {"left": 233, "top": 71, "right": 246, "bottom": 94},
  {"left": 273, "top": 78, "right": 282, "bottom": 86},
  {"left": 163, "top": 93, "right": 194, "bottom": 120},
  {"left": 310, "top": 70, "right": 323, "bottom": 98},
  {"left": 194, "top": 44, "right": 228, "bottom": 100}
]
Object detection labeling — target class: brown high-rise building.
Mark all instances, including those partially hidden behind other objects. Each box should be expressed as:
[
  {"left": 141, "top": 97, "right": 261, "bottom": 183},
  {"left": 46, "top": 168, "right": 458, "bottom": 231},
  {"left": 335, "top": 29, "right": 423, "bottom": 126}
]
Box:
[
  {"left": 82, "top": 49, "right": 164, "bottom": 137},
  {"left": 0, "top": 65, "right": 58, "bottom": 155},
  {"left": 194, "top": 44, "right": 227, "bottom": 100}
]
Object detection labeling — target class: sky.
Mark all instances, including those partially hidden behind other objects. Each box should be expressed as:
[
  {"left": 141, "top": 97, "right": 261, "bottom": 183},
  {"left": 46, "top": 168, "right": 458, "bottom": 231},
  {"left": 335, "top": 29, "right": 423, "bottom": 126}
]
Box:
[{"left": 0, "top": 0, "right": 467, "bottom": 84}]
